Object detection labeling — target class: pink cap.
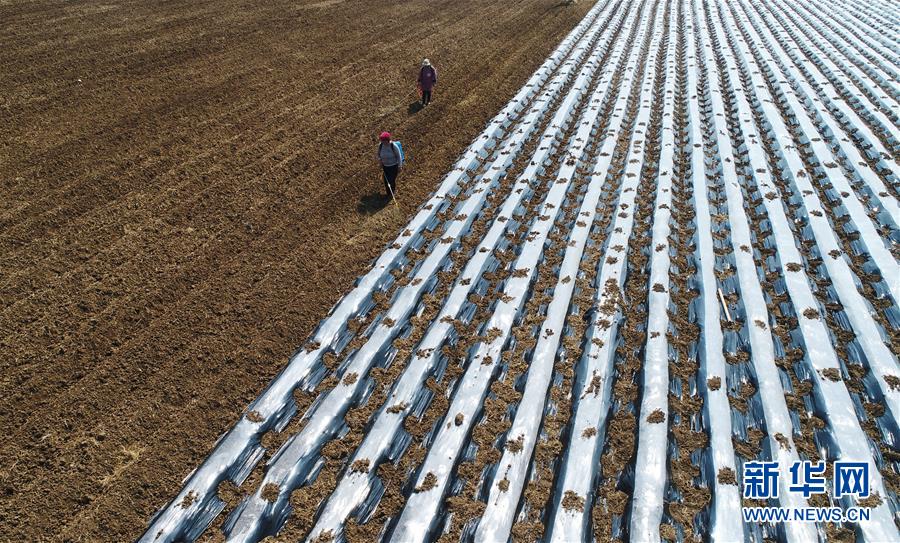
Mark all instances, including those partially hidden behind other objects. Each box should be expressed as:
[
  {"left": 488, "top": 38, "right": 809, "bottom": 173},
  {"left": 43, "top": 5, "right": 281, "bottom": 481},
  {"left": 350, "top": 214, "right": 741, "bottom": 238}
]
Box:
[{"left": 379, "top": 131, "right": 391, "bottom": 141}]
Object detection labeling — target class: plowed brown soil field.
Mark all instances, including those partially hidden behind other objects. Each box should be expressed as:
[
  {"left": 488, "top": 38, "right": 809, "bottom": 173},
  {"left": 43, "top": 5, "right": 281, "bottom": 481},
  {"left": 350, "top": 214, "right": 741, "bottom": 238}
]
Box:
[{"left": 0, "top": 0, "right": 591, "bottom": 540}]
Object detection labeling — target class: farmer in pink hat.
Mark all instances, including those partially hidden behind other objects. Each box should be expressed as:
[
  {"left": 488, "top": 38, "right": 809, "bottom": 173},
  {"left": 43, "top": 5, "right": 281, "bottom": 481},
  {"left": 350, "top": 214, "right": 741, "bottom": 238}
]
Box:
[{"left": 377, "top": 131, "right": 403, "bottom": 199}]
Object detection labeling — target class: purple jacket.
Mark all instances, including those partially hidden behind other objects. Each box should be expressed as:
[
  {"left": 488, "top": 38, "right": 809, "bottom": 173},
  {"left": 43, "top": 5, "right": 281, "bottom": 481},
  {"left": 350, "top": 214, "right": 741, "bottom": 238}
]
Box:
[{"left": 418, "top": 66, "right": 437, "bottom": 91}]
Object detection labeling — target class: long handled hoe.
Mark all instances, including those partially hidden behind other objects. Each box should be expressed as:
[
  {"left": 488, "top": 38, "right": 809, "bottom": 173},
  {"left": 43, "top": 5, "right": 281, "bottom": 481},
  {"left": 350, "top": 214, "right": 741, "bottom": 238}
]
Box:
[{"left": 385, "top": 177, "right": 399, "bottom": 207}]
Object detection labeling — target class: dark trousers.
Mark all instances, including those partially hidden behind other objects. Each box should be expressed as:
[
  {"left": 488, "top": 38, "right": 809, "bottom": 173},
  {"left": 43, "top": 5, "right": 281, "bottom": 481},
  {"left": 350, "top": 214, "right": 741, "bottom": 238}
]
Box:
[
  {"left": 383, "top": 164, "right": 399, "bottom": 196},
  {"left": 421, "top": 89, "right": 432, "bottom": 106}
]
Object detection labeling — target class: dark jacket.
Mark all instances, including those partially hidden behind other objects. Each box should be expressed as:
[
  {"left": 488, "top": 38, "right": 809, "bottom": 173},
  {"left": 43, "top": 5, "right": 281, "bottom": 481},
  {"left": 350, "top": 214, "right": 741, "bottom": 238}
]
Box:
[{"left": 418, "top": 65, "right": 437, "bottom": 91}]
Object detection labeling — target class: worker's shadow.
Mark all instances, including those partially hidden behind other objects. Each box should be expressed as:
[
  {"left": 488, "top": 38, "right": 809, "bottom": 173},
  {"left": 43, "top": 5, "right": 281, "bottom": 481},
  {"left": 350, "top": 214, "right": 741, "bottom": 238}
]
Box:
[
  {"left": 407, "top": 100, "right": 424, "bottom": 115},
  {"left": 357, "top": 193, "right": 390, "bottom": 214},
  {"left": 547, "top": 1, "right": 576, "bottom": 11}
]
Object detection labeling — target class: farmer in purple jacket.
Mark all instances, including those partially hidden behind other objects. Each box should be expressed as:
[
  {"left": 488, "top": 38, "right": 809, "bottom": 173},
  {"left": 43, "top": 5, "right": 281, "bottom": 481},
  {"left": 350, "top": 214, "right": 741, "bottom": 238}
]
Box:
[{"left": 418, "top": 59, "right": 437, "bottom": 107}]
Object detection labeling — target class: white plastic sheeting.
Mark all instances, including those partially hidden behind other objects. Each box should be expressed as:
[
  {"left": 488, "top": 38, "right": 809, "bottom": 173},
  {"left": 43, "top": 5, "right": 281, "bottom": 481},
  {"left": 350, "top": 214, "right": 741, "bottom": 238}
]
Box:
[
  {"left": 738, "top": 0, "right": 900, "bottom": 426},
  {"left": 694, "top": 3, "right": 819, "bottom": 540},
  {"left": 388, "top": 5, "right": 657, "bottom": 538},
  {"left": 682, "top": 12, "right": 746, "bottom": 543},
  {"left": 477, "top": 1, "right": 657, "bottom": 538},
  {"left": 721, "top": 0, "right": 898, "bottom": 538},
  {"left": 631, "top": 3, "right": 707, "bottom": 540}
]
